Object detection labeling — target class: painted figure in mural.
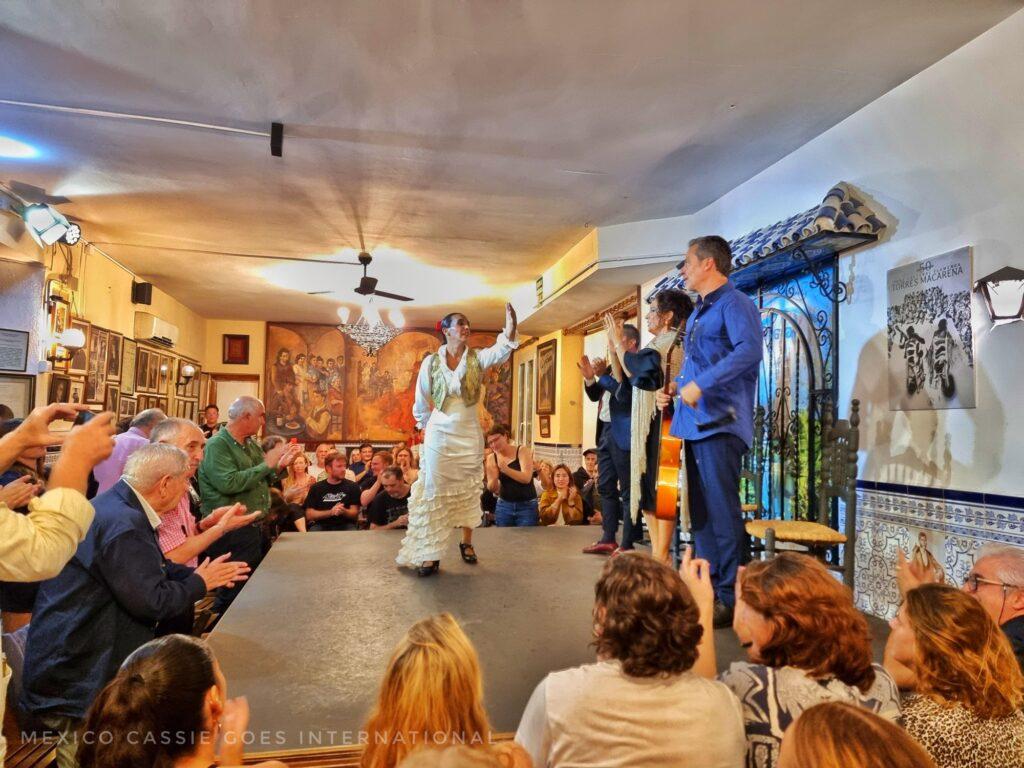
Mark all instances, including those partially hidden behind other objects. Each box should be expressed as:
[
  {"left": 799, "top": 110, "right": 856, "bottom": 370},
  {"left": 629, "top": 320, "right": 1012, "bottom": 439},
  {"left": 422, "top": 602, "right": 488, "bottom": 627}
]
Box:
[
  {"left": 896, "top": 326, "right": 926, "bottom": 396},
  {"left": 270, "top": 348, "right": 298, "bottom": 424},
  {"left": 928, "top": 318, "right": 956, "bottom": 398},
  {"left": 396, "top": 303, "right": 519, "bottom": 577},
  {"left": 293, "top": 353, "right": 310, "bottom": 408}
]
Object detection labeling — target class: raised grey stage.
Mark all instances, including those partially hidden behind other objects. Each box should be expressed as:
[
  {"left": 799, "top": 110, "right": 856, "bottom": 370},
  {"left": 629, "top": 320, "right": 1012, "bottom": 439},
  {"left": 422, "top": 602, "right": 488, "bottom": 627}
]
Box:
[
  {"left": 207, "top": 526, "right": 891, "bottom": 753},
  {"left": 207, "top": 526, "right": 607, "bottom": 751}
]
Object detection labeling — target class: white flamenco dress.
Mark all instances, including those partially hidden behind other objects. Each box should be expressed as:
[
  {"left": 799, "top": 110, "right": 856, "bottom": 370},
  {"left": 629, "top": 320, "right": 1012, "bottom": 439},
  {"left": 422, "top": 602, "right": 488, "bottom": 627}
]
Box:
[{"left": 396, "top": 332, "right": 518, "bottom": 566}]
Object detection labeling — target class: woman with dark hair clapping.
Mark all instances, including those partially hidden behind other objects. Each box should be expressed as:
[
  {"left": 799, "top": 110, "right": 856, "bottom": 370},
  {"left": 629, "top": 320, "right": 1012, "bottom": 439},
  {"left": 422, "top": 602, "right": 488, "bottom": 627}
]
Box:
[
  {"left": 79, "top": 634, "right": 284, "bottom": 768},
  {"left": 537, "top": 464, "right": 587, "bottom": 526},
  {"left": 884, "top": 584, "right": 1024, "bottom": 768}
]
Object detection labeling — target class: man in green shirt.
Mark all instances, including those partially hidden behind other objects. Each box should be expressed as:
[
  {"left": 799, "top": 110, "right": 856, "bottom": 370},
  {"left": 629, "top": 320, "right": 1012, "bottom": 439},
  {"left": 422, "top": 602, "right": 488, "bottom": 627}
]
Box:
[{"left": 198, "top": 396, "right": 301, "bottom": 613}]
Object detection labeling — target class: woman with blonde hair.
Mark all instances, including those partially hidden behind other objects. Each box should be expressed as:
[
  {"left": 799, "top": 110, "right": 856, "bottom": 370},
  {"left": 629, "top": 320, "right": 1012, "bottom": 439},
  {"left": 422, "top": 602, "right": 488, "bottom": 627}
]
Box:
[
  {"left": 362, "top": 614, "right": 529, "bottom": 768},
  {"left": 694, "top": 553, "right": 900, "bottom": 768},
  {"left": 884, "top": 583, "right": 1024, "bottom": 767},
  {"left": 778, "top": 702, "right": 936, "bottom": 768}
]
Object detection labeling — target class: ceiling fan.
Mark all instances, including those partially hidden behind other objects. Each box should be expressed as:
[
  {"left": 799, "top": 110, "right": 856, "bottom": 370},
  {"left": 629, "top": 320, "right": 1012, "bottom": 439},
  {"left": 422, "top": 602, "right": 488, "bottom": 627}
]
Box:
[{"left": 306, "top": 250, "right": 413, "bottom": 302}]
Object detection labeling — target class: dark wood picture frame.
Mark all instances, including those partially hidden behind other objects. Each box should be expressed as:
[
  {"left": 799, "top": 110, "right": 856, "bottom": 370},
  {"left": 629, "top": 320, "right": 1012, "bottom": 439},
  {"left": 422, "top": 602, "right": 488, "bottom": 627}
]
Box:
[
  {"left": 0, "top": 373, "right": 35, "bottom": 417},
  {"left": 118, "top": 395, "right": 138, "bottom": 421},
  {"left": 538, "top": 414, "right": 551, "bottom": 439},
  {"left": 48, "top": 374, "right": 71, "bottom": 404},
  {"left": 104, "top": 383, "right": 120, "bottom": 414},
  {"left": 106, "top": 332, "right": 123, "bottom": 382},
  {"left": 535, "top": 338, "right": 557, "bottom": 415},
  {"left": 222, "top": 334, "right": 250, "bottom": 365},
  {"left": 68, "top": 377, "right": 85, "bottom": 406},
  {"left": 121, "top": 338, "right": 137, "bottom": 396}
]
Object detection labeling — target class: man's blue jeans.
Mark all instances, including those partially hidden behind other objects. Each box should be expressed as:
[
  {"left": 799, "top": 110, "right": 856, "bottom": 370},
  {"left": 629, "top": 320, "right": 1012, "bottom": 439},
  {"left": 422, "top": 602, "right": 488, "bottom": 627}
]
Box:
[{"left": 495, "top": 498, "right": 539, "bottom": 527}]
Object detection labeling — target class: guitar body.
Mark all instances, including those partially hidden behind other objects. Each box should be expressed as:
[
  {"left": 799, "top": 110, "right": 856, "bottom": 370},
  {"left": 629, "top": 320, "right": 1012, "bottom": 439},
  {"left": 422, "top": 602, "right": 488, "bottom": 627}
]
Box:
[{"left": 655, "top": 410, "right": 682, "bottom": 521}]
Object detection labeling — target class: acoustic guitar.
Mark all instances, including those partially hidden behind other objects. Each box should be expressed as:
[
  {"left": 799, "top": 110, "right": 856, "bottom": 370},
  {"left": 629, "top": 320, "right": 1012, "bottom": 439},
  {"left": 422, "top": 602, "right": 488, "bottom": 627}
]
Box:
[{"left": 654, "top": 325, "right": 687, "bottom": 522}]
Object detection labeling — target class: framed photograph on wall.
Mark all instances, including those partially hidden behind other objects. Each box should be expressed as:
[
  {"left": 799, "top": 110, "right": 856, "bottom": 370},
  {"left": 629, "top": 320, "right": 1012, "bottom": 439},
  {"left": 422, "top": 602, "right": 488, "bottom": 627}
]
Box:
[
  {"left": 535, "top": 338, "right": 557, "bottom": 415},
  {"left": 48, "top": 374, "right": 71, "bottom": 404},
  {"left": 156, "top": 397, "right": 168, "bottom": 413},
  {"left": 104, "top": 383, "right": 120, "bottom": 414},
  {"left": 222, "top": 334, "right": 249, "bottom": 365},
  {"left": 68, "top": 378, "right": 86, "bottom": 406},
  {"left": 538, "top": 414, "right": 551, "bottom": 439},
  {"left": 0, "top": 373, "right": 35, "bottom": 417},
  {"left": 0, "top": 328, "right": 30, "bottom": 372},
  {"left": 106, "top": 332, "right": 123, "bottom": 382},
  {"left": 118, "top": 396, "right": 138, "bottom": 421},
  {"left": 67, "top": 319, "right": 91, "bottom": 376},
  {"left": 121, "top": 339, "right": 137, "bottom": 396},
  {"left": 147, "top": 351, "right": 159, "bottom": 392}
]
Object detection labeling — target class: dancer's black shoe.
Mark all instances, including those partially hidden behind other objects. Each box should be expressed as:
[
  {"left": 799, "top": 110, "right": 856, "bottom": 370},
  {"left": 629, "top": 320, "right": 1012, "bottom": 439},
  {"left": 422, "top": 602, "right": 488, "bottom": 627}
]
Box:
[
  {"left": 418, "top": 561, "right": 440, "bottom": 577},
  {"left": 459, "top": 543, "right": 478, "bottom": 564}
]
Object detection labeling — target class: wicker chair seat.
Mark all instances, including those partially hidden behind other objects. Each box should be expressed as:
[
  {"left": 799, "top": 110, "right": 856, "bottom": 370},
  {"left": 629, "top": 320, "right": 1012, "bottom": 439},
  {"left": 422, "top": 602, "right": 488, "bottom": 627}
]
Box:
[{"left": 745, "top": 519, "right": 847, "bottom": 545}]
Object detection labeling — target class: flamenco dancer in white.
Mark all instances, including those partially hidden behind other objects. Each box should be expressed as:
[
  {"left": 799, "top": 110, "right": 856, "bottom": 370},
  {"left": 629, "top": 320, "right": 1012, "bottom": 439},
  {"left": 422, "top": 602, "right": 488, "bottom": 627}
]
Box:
[{"left": 396, "top": 303, "right": 519, "bottom": 576}]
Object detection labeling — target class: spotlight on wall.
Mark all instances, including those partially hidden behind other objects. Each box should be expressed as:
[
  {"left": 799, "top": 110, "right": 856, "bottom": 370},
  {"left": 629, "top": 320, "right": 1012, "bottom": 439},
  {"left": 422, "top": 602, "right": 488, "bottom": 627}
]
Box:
[
  {"left": 974, "top": 267, "right": 1024, "bottom": 325},
  {"left": 22, "top": 203, "right": 69, "bottom": 247},
  {"left": 62, "top": 222, "right": 81, "bottom": 245},
  {"left": 336, "top": 306, "right": 351, "bottom": 323},
  {"left": 390, "top": 308, "right": 406, "bottom": 328}
]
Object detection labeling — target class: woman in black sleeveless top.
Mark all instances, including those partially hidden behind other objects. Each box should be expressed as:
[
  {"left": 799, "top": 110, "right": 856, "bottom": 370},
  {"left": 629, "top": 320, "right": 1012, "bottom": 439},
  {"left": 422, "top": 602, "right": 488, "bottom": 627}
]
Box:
[{"left": 484, "top": 425, "right": 539, "bottom": 526}]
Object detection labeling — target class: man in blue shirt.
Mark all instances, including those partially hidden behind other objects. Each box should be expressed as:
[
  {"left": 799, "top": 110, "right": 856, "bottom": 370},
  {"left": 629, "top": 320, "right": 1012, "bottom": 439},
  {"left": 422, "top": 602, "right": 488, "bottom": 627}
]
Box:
[{"left": 657, "top": 235, "right": 762, "bottom": 627}]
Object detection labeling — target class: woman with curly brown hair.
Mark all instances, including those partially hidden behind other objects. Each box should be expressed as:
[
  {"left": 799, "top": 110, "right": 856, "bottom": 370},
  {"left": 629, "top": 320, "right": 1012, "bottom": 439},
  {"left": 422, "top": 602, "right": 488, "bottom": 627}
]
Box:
[
  {"left": 777, "top": 702, "right": 937, "bottom": 768},
  {"left": 515, "top": 552, "right": 745, "bottom": 768},
  {"left": 702, "top": 552, "right": 900, "bottom": 768},
  {"left": 884, "top": 583, "right": 1024, "bottom": 768}
]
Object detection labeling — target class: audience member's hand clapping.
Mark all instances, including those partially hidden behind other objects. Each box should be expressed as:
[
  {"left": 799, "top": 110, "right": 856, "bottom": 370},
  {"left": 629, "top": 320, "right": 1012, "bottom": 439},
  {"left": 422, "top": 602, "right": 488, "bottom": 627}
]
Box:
[
  {"left": 592, "top": 357, "right": 608, "bottom": 377},
  {"left": 679, "top": 546, "right": 715, "bottom": 614},
  {"left": 577, "top": 355, "right": 595, "bottom": 380},
  {"left": 0, "top": 475, "right": 42, "bottom": 508},
  {"left": 214, "top": 503, "right": 261, "bottom": 533},
  {"left": 194, "top": 553, "right": 251, "bottom": 591}
]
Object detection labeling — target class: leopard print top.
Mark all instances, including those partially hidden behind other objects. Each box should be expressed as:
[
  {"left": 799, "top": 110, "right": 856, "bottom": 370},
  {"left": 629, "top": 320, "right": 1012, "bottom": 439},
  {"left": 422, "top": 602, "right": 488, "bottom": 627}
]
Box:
[{"left": 901, "top": 693, "right": 1024, "bottom": 768}]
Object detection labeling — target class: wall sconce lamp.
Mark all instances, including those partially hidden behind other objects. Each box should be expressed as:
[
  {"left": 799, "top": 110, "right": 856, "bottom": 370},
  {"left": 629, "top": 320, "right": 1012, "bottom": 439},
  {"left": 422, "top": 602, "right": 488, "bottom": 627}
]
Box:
[
  {"left": 974, "top": 267, "right": 1024, "bottom": 325},
  {"left": 175, "top": 362, "right": 197, "bottom": 393},
  {"left": 46, "top": 327, "right": 86, "bottom": 365}
]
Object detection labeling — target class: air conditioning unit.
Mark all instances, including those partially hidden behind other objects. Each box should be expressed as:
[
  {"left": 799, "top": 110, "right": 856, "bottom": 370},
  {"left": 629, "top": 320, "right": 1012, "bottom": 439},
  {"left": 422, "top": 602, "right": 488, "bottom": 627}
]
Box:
[{"left": 134, "top": 312, "right": 179, "bottom": 348}]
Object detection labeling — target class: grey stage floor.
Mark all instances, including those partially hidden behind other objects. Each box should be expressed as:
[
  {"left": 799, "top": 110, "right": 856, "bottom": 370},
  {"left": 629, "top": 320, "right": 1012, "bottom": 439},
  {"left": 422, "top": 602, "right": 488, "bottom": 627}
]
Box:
[{"left": 207, "top": 526, "right": 890, "bottom": 752}]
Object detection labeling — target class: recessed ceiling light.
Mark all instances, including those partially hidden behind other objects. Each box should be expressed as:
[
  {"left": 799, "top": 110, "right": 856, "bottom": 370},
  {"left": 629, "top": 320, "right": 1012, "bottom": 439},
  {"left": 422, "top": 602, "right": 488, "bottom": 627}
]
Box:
[{"left": 0, "top": 135, "right": 39, "bottom": 159}]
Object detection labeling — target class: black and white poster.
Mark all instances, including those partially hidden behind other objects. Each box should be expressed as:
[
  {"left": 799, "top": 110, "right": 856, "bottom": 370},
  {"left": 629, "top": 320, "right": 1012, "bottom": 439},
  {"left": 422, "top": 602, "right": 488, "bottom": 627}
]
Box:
[{"left": 887, "top": 247, "right": 974, "bottom": 410}]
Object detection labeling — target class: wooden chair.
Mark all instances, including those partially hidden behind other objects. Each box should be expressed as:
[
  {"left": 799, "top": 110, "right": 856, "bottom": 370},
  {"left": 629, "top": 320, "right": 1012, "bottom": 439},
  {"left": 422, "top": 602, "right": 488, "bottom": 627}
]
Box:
[
  {"left": 744, "top": 399, "right": 860, "bottom": 587},
  {"left": 3, "top": 737, "right": 56, "bottom": 768}
]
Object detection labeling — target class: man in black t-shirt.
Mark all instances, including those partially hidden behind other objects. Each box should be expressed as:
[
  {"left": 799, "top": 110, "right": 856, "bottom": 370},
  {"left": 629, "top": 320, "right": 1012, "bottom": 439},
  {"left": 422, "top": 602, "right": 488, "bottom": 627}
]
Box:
[
  {"left": 367, "top": 466, "right": 410, "bottom": 530},
  {"left": 305, "top": 451, "right": 361, "bottom": 531}
]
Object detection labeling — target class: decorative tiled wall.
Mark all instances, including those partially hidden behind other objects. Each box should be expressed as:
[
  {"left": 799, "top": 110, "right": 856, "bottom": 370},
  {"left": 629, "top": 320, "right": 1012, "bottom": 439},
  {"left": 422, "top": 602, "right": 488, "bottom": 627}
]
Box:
[{"left": 855, "top": 480, "right": 1024, "bottom": 619}]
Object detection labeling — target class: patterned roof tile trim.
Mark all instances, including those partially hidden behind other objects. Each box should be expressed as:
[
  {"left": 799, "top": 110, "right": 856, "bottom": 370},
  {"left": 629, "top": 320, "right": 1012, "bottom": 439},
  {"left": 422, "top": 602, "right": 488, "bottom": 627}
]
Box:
[{"left": 646, "top": 182, "right": 884, "bottom": 301}]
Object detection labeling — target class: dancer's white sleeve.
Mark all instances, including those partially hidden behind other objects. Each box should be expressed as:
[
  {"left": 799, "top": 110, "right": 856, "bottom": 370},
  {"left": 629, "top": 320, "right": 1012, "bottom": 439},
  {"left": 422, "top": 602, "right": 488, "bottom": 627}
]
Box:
[
  {"left": 477, "top": 331, "right": 519, "bottom": 370},
  {"left": 413, "top": 354, "right": 434, "bottom": 429}
]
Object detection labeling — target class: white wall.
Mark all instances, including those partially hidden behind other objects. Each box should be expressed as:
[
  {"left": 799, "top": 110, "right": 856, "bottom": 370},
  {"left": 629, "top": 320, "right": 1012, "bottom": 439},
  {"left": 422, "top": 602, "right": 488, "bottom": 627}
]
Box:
[{"left": 607, "top": 9, "right": 1024, "bottom": 496}]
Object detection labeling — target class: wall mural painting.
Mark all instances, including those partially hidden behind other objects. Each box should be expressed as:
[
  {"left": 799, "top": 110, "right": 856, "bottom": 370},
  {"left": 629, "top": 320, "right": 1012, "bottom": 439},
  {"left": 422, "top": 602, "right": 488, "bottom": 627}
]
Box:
[
  {"left": 265, "top": 323, "right": 512, "bottom": 442},
  {"left": 887, "top": 247, "right": 975, "bottom": 411}
]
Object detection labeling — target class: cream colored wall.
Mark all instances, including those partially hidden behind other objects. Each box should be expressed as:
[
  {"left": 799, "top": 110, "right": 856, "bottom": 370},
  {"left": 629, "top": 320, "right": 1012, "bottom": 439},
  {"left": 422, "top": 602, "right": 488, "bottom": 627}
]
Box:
[
  {"left": 536, "top": 230, "right": 598, "bottom": 306},
  {"left": 78, "top": 246, "right": 206, "bottom": 361},
  {"left": 203, "top": 319, "right": 267, "bottom": 397},
  {"left": 511, "top": 330, "right": 584, "bottom": 447}
]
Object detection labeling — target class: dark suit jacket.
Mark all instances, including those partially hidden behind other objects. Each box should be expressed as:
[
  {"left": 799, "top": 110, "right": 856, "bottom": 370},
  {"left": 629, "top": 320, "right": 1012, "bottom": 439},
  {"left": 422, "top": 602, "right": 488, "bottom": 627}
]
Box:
[
  {"left": 22, "top": 480, "right": 206, "bottom": 720},
  {"left": 585, "top": 374, "right": 632, "bottom": 452}
]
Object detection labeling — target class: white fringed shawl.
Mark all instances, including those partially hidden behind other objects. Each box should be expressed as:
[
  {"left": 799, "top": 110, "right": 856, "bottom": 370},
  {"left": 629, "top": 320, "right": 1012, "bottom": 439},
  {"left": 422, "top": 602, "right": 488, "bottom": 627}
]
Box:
[{"left": 628, "top": 330, "right": 678, "bottom": 522}]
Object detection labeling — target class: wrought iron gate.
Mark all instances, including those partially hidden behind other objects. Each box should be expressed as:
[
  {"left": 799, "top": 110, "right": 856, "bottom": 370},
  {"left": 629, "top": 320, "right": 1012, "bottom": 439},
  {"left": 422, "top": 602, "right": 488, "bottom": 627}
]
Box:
[{"left": 749, "top": 260, "right": 840, "bottom": 522}]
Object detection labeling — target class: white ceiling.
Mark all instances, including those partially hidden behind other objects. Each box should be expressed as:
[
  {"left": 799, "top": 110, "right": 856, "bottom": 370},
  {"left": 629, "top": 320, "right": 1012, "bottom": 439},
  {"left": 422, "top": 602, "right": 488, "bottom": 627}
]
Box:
[{"left": 1, "top": 0, "right": 1020, "bottom": 327}]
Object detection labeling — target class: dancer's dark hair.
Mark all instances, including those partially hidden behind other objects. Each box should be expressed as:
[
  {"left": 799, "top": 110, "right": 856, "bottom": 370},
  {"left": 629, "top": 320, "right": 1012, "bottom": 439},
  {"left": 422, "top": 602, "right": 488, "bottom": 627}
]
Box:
[
  {"left": 79, "top": 634, "right": 217, "bottom": 768},
  {"left": 436, "top": 313, "right": 466, "bottom": 342},
  {"left": 652, "top": 289, "right": 694, "bottom": 329}
]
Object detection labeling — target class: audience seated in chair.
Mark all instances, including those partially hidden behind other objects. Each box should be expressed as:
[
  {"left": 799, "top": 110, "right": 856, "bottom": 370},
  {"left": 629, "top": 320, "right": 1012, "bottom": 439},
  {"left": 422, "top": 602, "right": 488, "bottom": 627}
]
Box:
[
  {"left": 778, "top": 701, "right": 937, "bottom": 768},
  {"left": 21, "top": 444, "right": 250, "bottom": 768},
  {"left": 0, "top": 403, "right": 116, "bottom": 764},
  {"left": 897, "top": 543, "right": 1024, "bottom": 671},
  {"left": 883, "top": 583, "right": 1024, "bottom": 768},
  {"left": 360, "top": 451, "right": 396, "bottom": 507},
  {"left": 0, "top": 417, "right": 47, "bottom": 632},
  {"left": 79, "top": 634, "right": 286, "bottom": 768},
  {"left": 368, "top": 466, "right": 410, "bottom": 530},
  {"left": 537, "top": 464, "right": 589, "bottom": 526},
  {"left": 362, "top": 613, "right": 530, "bottom": 768},
  {"left": 515, "top": 553, "right": 745, "bottom": 768},
  {"left": 305, "top": 450, "right": 361, "bottom": 531},
  {"left": 682, "top": 551, "right": 900, "bottom": 768}
]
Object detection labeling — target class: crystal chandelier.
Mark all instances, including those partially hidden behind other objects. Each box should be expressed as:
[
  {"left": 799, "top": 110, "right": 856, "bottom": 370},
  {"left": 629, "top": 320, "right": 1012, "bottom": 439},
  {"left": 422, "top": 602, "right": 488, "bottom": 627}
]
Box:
[{"left": 337, "top": 316, "right": 402, "bottom": 356}]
